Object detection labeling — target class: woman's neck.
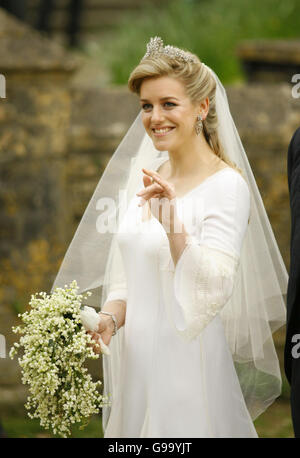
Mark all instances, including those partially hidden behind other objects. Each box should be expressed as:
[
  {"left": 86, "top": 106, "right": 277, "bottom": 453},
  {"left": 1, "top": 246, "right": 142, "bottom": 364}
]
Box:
[{"left": 167, "top": 134, "right": 218, "bottom": 179}]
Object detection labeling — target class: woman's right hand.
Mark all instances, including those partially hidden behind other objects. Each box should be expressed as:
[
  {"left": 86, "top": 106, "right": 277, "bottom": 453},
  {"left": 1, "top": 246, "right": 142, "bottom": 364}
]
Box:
[{"left": 87, "top": 314, "right": 115, "bottom": 354}]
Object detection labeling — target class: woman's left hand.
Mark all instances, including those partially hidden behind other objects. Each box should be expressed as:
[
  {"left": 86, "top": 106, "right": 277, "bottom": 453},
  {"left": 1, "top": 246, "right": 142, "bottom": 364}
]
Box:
[{"left": 136, "top": 168, "right": 178, "bottom": 231}]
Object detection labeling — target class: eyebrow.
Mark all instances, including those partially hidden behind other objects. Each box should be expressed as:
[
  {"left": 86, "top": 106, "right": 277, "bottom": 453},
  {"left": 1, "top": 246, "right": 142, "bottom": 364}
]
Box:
[{"left": 140, "top": 96, "right": 179, "bottom": 102}]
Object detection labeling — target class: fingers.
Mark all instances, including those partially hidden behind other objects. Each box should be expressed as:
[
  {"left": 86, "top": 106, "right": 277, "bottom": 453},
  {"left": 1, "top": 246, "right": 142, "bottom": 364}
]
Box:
[
  {"left": 98, "top": 335, "right": 111, "bottom": 356},
  {"left": 137, "top": 183, "right": 164, "bottom": 207},
  {"left": 142, "top": 168, "right": 164, "bottom": 188},
  {"left": 143, "top": 174, "right": 153, "bottom": 187},
  {"left": 87, "top": 329, "right": 113, "bottom": 355},
  {"left": 137, "top": 197, "right": 146, "bottom": 207},
  {"left": 141, "top": 168, "right": 176, "bottom": 199},
  {"left": 136, "top": 181, "right": 163, "bottom": 197},
  {"left": 136, "top": 169, "right": 166, "bottom": 205},
  {"left": 87, "top": 331, "right": 102, "bottom": 354}
]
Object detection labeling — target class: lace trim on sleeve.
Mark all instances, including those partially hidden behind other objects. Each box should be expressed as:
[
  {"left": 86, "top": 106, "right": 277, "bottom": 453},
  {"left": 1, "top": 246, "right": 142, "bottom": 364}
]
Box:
[{"left": 160, "top": 239, "right": 239, "bottom": 340}]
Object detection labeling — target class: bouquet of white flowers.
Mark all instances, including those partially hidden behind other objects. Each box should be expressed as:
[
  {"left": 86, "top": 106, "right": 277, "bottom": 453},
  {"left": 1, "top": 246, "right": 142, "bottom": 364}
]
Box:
[{"left": 9, "top": 280, "right": 110, "bottom": 437}]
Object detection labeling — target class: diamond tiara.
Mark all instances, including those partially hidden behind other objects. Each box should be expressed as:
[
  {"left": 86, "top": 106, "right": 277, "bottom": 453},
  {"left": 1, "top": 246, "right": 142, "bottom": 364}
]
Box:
[{"left": 142, "top": 36, "right": 198, "bottom": 64}]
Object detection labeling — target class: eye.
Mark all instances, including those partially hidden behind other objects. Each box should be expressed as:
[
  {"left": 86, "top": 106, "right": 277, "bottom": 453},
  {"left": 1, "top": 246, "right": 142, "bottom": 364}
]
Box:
[
  {"left": 164, "top": 102, "right": 176, "bottom": 108},
  {"left": 142, "top": 103, "right": 152, "bottom": 111}
]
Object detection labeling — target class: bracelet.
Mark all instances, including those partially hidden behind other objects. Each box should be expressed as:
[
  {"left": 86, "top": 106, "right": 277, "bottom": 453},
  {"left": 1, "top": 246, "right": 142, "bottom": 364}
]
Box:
[{"left": 99, "top": 311, "right": 118, "bottom": 336}]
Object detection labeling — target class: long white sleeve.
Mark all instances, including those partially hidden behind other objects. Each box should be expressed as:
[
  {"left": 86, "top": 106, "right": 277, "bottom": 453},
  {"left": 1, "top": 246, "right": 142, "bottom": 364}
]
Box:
[
  {"left": 104, "top": 240, "right": 128, "bottom": 305},
  {"left": 105, "top": 286, "right": 127, "bottom": 304},
  {"left": 162, "top": 170, "right": 250, "bottom": 340}
]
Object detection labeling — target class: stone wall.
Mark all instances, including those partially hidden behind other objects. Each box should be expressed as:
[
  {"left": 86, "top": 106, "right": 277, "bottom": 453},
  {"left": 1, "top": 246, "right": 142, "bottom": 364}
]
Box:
[
  {"left": 0, "top": 9, "right": 80, "bottom": 415},
  {"left": 238, "top": 39, "right": 300, "bottom": 83},
  {"left": 25, "top": 0, "right": 164, "bottom": 45},
  {"left": 67, "top": 86, "right": 140, "bottom": 223}
]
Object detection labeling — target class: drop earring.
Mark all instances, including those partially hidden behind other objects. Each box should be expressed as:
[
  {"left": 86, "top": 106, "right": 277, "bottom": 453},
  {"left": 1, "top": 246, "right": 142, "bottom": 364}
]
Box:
[{"left": 195, "top": 114, "right": 203, "bottom": 135}]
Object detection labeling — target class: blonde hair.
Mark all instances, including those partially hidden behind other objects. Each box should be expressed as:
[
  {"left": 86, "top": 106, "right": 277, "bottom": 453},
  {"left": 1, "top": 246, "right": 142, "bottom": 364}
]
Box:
[{"left": 128, "top": 52, "right": 240, "bottom": 173}]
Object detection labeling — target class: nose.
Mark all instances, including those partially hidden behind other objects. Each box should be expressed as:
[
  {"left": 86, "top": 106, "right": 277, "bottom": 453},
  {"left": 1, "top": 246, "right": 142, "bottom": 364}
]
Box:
[{"left": 150, "top": 105, "right": 164, "bottom": 124}]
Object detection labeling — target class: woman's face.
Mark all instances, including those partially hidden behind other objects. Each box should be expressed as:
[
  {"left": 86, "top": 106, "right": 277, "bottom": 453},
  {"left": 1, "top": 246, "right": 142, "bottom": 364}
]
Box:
[{"left": 139, "top": 75, "right": 201, "bottom": 153}]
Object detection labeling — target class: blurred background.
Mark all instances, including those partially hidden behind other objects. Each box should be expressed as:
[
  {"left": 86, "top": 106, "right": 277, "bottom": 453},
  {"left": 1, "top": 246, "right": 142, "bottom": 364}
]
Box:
[{"left": 0, "top": 0, "right": 299, "bottom": 438}]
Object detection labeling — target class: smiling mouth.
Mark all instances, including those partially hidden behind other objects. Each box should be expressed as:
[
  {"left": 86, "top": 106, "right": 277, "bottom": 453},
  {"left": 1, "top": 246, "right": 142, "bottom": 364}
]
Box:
[{"left": 152, "top": 127, "right": 175, "bottom": 136}]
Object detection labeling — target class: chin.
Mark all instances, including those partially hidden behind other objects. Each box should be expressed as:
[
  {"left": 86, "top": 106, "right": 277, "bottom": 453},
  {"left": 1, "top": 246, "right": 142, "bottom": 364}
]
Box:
[
  {"left": 153, "top": 143, "right": 168, "bottom": 151},
  {"left": 152, "top": 138, "right": 174, "bottom": 152}
]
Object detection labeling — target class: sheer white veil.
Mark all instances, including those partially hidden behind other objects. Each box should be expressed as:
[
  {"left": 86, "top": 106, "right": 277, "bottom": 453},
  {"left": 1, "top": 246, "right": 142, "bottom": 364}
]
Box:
[{"left": 51, "top": 54, "right": 287, "bottom": 430}]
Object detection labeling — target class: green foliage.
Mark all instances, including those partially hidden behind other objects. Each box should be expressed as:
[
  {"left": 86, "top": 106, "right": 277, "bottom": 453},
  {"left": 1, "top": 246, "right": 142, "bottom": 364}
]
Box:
[
  {"left": 10, "top": 300, "right": 26, "bottom": 316},
  {"left": 2, "top": 414, "right": 103, "bottom": 438},
  {"left": 253, "top": 400, "right": 293, "bottom": 438},
  {"left": 100, "top": 0, "right": 300, "bottom": 85},
  {"left": 281, "top": 373, "right": 291, "bottom": 400},
  {"left": 2, "top": 405, "right": 293, "bottom": 438}
]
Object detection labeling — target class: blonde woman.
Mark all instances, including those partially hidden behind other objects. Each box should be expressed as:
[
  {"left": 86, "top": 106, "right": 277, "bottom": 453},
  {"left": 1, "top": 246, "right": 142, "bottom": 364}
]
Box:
[{"left": 52, "top": 37, "right": 287, "bottom": 438}]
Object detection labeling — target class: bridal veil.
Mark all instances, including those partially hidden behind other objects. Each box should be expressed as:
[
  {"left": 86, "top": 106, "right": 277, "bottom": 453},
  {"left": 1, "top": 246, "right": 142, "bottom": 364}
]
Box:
[{"left": 51, "top": 41, "right": 287, "bottom": 430}]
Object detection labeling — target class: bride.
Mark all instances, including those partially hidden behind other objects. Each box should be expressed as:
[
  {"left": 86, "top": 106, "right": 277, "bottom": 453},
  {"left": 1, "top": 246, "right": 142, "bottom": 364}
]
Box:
[{"left": 52, "top": 37, "right": 287, "bottom": 437}]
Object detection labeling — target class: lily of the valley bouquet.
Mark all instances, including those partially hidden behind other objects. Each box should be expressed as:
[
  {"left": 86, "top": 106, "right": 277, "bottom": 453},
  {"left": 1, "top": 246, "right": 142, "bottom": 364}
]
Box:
[{"left": 9, "top": 280, "right": 110, "bottom": 437}]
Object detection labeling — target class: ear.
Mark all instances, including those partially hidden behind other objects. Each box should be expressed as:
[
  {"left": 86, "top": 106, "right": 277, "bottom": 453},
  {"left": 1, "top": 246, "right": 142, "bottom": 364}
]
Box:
[{"left": 198, "top": 97, "right": 209, "bottom": 120}]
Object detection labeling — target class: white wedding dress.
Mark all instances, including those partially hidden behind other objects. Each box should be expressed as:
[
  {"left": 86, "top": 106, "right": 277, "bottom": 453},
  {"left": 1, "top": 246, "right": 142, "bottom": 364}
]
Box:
[{"left": 102, "top": 157, "right": 258, "bottom": 438}]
